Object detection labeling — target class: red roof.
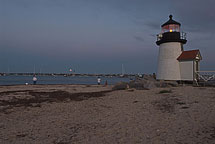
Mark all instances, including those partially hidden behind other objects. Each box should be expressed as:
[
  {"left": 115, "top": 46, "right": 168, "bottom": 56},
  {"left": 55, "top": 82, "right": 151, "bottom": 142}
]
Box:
[{"left": 177, "top": 50, "right": 201, "bottom": 61}]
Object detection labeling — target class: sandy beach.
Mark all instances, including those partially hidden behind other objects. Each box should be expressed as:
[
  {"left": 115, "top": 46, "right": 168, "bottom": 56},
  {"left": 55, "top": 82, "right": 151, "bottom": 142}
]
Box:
[{"left": 0, "top": 84, "right": 215, "bottom": 143}]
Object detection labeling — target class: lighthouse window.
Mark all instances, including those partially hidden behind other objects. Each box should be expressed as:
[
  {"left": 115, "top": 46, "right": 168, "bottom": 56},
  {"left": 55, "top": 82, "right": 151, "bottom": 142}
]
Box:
[
  {"left": 162, "top": 24, "right": 180, "bottom": 33},
  {"left": 162, "top": 25, "right": 170, "bottom": 33}
]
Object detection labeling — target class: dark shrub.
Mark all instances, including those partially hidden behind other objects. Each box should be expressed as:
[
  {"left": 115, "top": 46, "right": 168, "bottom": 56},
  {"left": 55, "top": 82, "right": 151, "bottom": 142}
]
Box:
[
  {"left": 112, "top": 82, "right": 128, "bottom": 90},
  {"left": 159, "top": 90, "right": 172, "bottom": 94}
]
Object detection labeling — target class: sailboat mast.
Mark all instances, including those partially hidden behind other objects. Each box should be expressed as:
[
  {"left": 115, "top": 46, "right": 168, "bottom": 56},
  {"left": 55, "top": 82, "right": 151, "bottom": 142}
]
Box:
[
  {"left": 34, "top": 65, "right": 35, "bottom": 74},
  {"left": 122, "top": 64, "right": 124, "bottom": 75},
  {"left": 7, "top": 66, "right": 10, "bottom": 74}
]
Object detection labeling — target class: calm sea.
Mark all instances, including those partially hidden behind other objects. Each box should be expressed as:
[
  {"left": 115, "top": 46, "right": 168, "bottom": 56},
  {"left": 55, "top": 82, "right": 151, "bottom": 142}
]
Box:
[{"left": 0, "top": 75, "right": 133, "bottom": 86}]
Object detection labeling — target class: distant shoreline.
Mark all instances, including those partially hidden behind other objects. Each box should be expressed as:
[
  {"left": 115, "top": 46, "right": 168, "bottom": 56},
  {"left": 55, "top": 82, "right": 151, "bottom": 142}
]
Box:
[{"left": 0, "top": 72, "right": 138, "bottom": 77}]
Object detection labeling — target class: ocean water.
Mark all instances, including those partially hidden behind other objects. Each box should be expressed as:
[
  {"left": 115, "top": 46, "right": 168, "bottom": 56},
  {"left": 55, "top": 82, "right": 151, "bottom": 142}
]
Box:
[{"left": 0, "top": 75, "right": 133, "bottom": 86}]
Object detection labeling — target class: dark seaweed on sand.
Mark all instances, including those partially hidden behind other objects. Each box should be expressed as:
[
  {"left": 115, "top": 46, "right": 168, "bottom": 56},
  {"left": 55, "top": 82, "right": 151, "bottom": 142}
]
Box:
[{"left": 0, "top": 90, "right": 111, "bottom": 114}]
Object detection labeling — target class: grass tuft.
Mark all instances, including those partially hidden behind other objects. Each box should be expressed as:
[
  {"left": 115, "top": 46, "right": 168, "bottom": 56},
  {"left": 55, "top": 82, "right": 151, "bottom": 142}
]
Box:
[{"left": 159, "top": 90, "right": 172, "bottom": 94}]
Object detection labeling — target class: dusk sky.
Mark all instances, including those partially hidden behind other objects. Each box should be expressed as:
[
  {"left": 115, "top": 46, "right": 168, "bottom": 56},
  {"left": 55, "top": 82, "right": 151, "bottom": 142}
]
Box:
[{"left": 1, "top": 0, "right": 215, "bottom": 74}]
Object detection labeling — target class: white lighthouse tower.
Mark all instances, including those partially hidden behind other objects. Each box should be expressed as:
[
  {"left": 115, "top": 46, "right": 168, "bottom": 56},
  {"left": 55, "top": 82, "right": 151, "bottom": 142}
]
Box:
[{"left": 156, "top": 15, "right": 187, "bottom": 80}]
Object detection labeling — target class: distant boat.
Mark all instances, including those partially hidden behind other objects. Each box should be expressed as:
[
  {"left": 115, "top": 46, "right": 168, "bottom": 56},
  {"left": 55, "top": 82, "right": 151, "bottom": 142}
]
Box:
[{"left": 120, "top": 74, "right": 124, "bottom": 77}]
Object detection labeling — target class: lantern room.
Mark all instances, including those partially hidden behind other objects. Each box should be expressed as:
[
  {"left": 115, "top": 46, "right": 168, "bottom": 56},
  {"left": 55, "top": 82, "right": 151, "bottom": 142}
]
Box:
[
  {"left": 156, "top": 15, "right": 187, "bottom": 45},
  {"left": 162, "top": 24, "right": 180, "bottom": 33},
  {"left": 161, "top": 15, "right": 181, "bottom": 33}
]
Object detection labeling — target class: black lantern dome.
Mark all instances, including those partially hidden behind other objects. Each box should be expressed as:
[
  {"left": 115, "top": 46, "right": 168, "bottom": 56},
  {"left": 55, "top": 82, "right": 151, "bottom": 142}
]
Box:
[
  {"left": 162, "top": 15, "right": 181, "bottom": 27},
  {"left": 156, "top": 15, "right": 187, "bottom": 45}
]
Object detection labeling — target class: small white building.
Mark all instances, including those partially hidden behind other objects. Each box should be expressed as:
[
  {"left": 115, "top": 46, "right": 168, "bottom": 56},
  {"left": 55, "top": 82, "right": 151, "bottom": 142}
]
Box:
[
  {"left": 156, "top": 15, "right": 202, "bottom": 81},
  {"left": 177, "top": 50, "right": 202, "bottom": 81}
]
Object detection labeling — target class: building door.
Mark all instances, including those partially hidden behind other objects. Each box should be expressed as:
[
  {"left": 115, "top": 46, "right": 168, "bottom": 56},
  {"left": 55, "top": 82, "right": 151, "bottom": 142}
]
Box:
[
  {"left": 196, "top": 61, "right": 199, "bottom": 71},
  {"left": 195, "top": 61, "right": 199, "bottom": 80}
]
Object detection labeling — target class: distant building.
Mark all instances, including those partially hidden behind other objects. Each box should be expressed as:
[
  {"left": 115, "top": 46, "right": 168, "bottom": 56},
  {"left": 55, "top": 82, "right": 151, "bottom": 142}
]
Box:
[{"left": 156, "top": 15, "right": 202, "bottom": 81}]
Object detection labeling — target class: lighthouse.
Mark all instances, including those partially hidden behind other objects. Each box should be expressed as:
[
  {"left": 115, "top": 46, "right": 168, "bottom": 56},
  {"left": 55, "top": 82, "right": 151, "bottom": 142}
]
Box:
[{"left": 156, "top": 15, "right": 202, "bottom": 81}]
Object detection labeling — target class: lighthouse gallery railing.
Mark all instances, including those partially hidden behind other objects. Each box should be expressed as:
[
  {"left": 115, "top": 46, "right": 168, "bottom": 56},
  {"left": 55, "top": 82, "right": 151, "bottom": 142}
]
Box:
[{"left": 156, "top": 32, "right": 187, "bottom": 41}]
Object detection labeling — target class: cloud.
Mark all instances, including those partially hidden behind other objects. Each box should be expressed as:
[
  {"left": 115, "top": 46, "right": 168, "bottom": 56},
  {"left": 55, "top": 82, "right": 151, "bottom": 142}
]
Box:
[
  {"left": 133, "top": 36, "right": 145, "bottom": 42},
  {"left": 144, "top": 21, "right": 160, "bottom": 30}
]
